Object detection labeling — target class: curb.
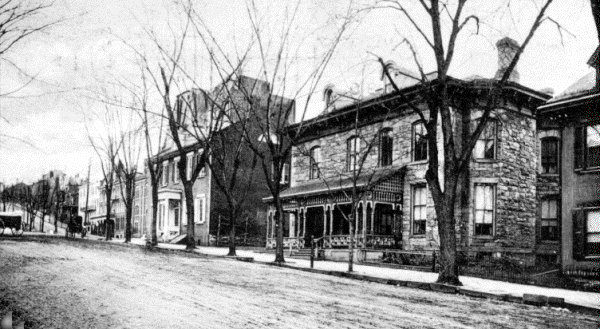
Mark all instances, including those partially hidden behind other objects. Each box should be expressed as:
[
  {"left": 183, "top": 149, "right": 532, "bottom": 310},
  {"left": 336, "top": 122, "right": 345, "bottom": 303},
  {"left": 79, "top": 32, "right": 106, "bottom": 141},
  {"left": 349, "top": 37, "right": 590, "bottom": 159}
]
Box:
[{"left": 7, "top": 235, "right": 598, "bottom": 317}]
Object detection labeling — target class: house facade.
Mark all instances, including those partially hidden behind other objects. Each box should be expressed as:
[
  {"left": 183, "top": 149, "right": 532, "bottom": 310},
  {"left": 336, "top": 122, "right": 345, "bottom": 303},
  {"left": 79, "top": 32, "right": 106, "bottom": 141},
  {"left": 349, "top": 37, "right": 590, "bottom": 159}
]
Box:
[
  {"left": 537, "top": 46, "right": 600, "bottom": 269},
  {"left": 145, "top": 75, "right": 289, "bottom": 246},
  {"left": 265, "top": 38, "right": 558, "bottom": 264}
]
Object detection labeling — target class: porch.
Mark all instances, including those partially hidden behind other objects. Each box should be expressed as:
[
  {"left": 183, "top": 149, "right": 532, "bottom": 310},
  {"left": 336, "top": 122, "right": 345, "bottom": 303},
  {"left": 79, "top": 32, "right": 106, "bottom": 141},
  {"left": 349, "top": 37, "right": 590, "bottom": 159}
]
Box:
[{"left": 265, "top": 167, "right": 406, "bottom": 251}]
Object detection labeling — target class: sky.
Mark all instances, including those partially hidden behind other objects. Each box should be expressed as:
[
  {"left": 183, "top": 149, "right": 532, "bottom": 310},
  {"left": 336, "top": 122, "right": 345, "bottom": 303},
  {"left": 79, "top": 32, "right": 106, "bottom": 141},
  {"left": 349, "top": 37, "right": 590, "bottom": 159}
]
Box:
[{"left": 0, "top": 0, "right": 598, "bottom": 185}]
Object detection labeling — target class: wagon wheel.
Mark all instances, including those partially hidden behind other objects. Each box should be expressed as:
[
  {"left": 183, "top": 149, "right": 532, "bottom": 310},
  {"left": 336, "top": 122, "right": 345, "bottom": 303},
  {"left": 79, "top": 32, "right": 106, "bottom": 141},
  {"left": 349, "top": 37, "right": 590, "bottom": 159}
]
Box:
[
  {"left": 0, "top": 219, "right": 5, "bottom": 237},
  {"left": 11, "top": 222, "right": 24, "bottom": 237}
]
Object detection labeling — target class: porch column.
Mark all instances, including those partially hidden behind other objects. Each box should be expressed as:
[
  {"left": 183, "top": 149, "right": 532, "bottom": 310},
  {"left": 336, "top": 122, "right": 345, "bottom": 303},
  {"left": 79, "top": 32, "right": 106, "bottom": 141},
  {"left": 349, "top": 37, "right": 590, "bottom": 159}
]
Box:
[
  {"left": 302, "top": 207, "right": 306, "bottom": 238},
  {"left": 370, "top": 203, "right": 376, "bottom": 235},
  {"left": 362, "top": 202, "right": 368, "bottom": 246},
  {"left": 323, "top": 205, "right": 328, "bottom": 236},
  {"left": 329, "top": 205, "right": 334, "bottom": 241}
]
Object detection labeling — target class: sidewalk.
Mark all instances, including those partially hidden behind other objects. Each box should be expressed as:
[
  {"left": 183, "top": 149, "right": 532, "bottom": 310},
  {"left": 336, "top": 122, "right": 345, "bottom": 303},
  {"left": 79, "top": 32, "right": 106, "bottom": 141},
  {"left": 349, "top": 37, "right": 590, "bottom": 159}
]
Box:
[{"left": 17, "top": 232, "right": 600, "bottom": 312}]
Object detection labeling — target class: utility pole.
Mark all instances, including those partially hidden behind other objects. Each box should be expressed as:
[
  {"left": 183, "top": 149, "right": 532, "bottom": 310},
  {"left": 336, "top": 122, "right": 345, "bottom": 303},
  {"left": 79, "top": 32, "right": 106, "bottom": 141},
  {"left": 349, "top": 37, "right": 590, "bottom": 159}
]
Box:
[{"left": 84, "top": 161, "right": 91, "bottom": 227}]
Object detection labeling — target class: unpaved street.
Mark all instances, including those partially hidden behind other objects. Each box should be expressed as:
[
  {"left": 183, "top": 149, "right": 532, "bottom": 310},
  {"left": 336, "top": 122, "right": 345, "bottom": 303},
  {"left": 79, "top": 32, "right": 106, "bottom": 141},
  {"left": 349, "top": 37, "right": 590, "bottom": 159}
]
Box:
[{"left": 0, "top": 238, "right": 596, "bottom": 329}]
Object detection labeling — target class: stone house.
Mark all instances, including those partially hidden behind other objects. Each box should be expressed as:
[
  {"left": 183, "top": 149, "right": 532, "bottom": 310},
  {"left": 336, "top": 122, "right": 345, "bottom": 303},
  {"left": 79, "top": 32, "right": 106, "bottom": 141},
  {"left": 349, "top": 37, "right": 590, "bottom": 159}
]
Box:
[
  {"left": 264, "top": 38, "right": 557, "bottom": 264},
  {"left": 536, "top": 45, "right": 600, "bottom": 269}
]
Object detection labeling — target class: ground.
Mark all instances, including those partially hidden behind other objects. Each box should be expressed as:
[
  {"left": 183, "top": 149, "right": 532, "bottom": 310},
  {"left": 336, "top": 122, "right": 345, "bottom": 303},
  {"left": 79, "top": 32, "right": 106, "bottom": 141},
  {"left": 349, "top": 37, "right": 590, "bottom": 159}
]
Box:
[{"left": 0, "top": 238, "right": 596, "bottom": 329}]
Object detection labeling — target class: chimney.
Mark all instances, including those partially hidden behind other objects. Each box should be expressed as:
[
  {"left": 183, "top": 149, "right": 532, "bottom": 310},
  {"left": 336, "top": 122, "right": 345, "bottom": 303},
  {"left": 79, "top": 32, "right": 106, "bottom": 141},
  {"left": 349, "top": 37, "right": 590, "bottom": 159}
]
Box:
[{"left": 495, "top": 37, "right": 520, "bottom": 83}]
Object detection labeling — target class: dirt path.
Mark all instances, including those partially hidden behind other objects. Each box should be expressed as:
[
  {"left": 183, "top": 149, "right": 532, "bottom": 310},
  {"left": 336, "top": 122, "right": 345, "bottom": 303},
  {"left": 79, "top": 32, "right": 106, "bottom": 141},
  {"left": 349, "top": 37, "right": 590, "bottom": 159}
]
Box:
[{"left": 0, "top": 238, "right": 596, "bottom": 329}]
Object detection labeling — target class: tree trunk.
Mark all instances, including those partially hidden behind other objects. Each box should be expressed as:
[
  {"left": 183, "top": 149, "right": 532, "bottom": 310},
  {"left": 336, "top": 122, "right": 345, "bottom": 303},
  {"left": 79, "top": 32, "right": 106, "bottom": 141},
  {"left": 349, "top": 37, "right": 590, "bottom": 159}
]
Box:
[
  {"left": 348, "top": 220, "right": 354, "bottom": 272},
  {"left": 183, "top": 181, "right": 196, "bottom": 250},
  {"left": 106, "top": 188, "right": 112, "bottom": 241},
  {"left": 151, "top": 180, "right": 159, "bottom": 246},
  {"left": 434, "top": 194, "right": 461, "bottom": 286},
  {"left": 274, "top": 204, "right": 285, "bottom": 263},
  {"left": 227, "top": 206, "right": 237, "bottom": 256},
  {"left": 124, "top": 177, "right": 134, "bottom": 243}
]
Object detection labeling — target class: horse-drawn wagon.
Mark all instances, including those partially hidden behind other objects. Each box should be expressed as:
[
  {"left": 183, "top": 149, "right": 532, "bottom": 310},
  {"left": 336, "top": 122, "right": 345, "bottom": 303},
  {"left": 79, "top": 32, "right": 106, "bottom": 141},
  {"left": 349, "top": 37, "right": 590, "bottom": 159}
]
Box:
[
  {"left": 65, "top": 215, "right": 87, "bottom": 238},
  {"left": 0, "top": 211, "right": 24, "bottom": 237}
]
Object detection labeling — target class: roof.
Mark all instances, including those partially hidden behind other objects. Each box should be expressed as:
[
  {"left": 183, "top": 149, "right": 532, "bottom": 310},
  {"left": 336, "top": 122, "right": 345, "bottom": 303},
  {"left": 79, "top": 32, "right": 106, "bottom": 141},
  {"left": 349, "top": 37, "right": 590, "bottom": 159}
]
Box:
[
  {"left": 264, "top": 166, "right": 406, "bottom": 201},
  {"left": 538, "top": 70, "right": 599, "bottom": 111}
]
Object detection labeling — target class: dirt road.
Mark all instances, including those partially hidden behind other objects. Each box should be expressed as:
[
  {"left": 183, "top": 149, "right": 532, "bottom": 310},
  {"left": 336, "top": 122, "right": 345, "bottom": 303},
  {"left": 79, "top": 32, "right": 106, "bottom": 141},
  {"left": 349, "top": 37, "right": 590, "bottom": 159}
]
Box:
[{"left": 0, "top": 238, "right": 596, "bottom": 328}]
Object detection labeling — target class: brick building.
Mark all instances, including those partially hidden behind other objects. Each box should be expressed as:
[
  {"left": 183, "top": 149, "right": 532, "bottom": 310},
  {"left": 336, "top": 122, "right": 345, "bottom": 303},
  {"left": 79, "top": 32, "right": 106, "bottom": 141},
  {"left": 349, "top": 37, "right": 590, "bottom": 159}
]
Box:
[
  {"left": 264, "top": 38, "right": 556, "bottom": 263},
  {"left": 146, "top": 76, "right": 291, "bottom": 246}
]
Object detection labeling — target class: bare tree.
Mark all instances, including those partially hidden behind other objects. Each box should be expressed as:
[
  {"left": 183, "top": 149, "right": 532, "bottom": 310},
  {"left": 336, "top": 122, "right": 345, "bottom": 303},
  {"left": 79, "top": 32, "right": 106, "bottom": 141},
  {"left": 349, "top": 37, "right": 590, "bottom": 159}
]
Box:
[
  {"left": 86, "top": 107, "right": 123, "bottom": 241},
  {"left": 0, "top": 0, "right": 64, "bottom": 145},
  {"left": 371, "top": 0, "right": 556, "bottom": 285},
  {"left": 184, "top": 0, "right": 355, "bottom": 263},
  {"left": 115, "top": 120, "right": 142, "bottom": 243}
]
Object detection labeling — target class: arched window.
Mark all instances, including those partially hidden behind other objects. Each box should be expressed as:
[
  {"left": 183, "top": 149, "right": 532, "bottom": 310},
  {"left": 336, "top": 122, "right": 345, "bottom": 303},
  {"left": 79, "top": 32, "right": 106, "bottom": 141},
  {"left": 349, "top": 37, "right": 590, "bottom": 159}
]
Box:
[
  {"left": 379, "top": 128, "right": 393, "bottom": 167},
  {"left": 346, "top": 136, "right": 360, "bottom": 171},
  {"left": 412, "top": 121, "right": 428, "bottom": 161},
  {"left": 309, "top": 146, "right": 321, "bottom": 179},
  {"left": 541, "top": 137, "right": 559, "bottom": 174}
]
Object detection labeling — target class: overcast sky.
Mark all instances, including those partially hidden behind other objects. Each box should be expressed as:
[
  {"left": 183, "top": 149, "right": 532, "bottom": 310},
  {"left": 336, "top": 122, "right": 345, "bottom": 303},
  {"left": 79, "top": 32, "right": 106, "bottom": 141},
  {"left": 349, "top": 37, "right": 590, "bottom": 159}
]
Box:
[{"left": 0, "top": 0, "right": 597, "bottom": 185}]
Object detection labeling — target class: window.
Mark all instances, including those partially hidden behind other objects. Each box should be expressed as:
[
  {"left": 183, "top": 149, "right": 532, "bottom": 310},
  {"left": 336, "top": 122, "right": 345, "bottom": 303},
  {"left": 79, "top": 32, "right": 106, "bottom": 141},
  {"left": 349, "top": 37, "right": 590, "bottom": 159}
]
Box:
[
  {"left": 586, "top": 210, "right": 600, "bottom": 256},
  {"left": 575, "top": 124, "right": 600, "bottom": 170},
  {"left": 347, "top": 136, "right": 360, "bottom": 171},
  {"left": 186, "top": 153, "right": 193, "bottom": 180},
  {"left": 280, "top": 163, "right": 290, "bottom": 184},
  {"left": 474, "top": 120, "right": 496, "bottom": 159},
  {"left": 541, "top": 137, "right": 559, "bottom": 174},
  {"left": 199, "top": 166, "right": 206, "bottom": 178},
  {"left": 541, "top": 198, "right": 559, "bottom": 241},
  {"left": 474, "top": 184, "right": 495, "bottom": 236},
  {"left": 309, "top": 146, "right": 321, "bottom": 179},
  {"left": 174, "top": 159, "right": 180, "bottom": 183},
  {"left": 412, "top": 121, "right": 427, "bottom": 162},
  {"left": 195, "top": 195, "right": 206, "bottom": 224},
  {"left": 171, "top": 161, "right": 176, "bottom": 183},
  {"left": 412, "top": 185, "right": 427, "bottom": 235},
  {"left": 379, "top": 128, "right": 393, "bottom": 167},
  {"left": 162, "top": 161, "right": 168, "bottom": 186}
]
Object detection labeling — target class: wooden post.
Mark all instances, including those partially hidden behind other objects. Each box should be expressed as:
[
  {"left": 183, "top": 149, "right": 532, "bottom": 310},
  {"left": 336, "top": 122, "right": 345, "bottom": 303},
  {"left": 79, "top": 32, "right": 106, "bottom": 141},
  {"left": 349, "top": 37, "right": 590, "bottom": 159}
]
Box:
[{"left": 310, "top": 235, "right": 315, "bottom": 268}]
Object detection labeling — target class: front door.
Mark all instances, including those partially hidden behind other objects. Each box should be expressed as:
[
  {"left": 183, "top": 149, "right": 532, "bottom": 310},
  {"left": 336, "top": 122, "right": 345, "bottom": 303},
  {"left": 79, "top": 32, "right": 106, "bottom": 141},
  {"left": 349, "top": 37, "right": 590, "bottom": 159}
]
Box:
[{"left": 304, "top": 207, "right": 324, "bottom": 247}]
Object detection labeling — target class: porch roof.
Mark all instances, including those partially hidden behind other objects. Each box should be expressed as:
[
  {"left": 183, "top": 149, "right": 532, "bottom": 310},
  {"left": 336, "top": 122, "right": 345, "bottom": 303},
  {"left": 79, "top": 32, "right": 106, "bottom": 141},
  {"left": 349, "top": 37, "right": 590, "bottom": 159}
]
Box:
[{"left": 264, "top": 166, "right": 406, "bottom": 202}]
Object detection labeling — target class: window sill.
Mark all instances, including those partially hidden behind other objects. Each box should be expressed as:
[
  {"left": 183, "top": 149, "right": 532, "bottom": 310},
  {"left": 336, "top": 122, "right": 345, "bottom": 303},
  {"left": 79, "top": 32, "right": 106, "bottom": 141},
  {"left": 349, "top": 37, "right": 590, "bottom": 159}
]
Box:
[
  {"left": 473, "top": 235, "right": 494, "bottom": 240},
  {"left": 409, "top": 160, "right": 428, "bottom": 165},
  {"left": 574, "top": 167, "right": 600, "bottom": 174},
  {"left": 539, "top": 173, "right": 559, "bottom": 177},
  {"left": 539, "top": 240, "right": 559, "bottom": 244},
  {"left": 584, "top": 255, "right": 600, "bottom": 259},
  {"left": 410, "top": 234, "right": 426, "bottom": 239},
  {"left": 473, "top": 158, "right": 498, "bottom": 164}
]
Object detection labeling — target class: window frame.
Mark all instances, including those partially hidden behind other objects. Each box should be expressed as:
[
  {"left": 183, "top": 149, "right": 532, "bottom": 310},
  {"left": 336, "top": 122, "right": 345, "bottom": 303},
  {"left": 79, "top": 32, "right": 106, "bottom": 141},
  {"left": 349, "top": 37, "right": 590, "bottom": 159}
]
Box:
[
  {"left": 540, "top": 196, "right": 559, "bottom": 241},
  {"left": 585, "top": 209, "right": 600, "bottom": 256},
  {"left": 161, "top": 161, "right": 168, "bottom": 186},
  {"left": 474, "top": 119, "right": 497, "bottom": 160},
  {"left": 411, "top": 184, "right": 427, "bottom": 236},
  {"left": 195, "top": 194, "right": 206, "bottom": 224},
  {"left": 575, "top": 124, "right": 600, "bottom": 171},
  {"left": 379, "top": 128, "right": 393, "bottom": 167},
  {"left": 346, "top": 136, "right": 360, "bottom": 171},
  {"left": 541, "top": 137, "right": 559, "bottom": 174},
  {"left": 309, "top": 146, "right": 321, "bottom": 180},
  {"left": 280, "top": 163, "right": 290, "bottom": 184},
  {"left": 473, "top": 183, "right": 496, "bottom": 237},
  {"left": 412, "top": 121, "right": 428, "bottom": 162}
]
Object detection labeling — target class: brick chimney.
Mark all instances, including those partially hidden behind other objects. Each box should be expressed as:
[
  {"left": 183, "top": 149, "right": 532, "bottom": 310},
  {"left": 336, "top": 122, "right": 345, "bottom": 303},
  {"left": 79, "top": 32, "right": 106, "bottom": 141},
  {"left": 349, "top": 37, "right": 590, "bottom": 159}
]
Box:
[{"left": 494, "top": 37, "right": 520, "bottom": 83}]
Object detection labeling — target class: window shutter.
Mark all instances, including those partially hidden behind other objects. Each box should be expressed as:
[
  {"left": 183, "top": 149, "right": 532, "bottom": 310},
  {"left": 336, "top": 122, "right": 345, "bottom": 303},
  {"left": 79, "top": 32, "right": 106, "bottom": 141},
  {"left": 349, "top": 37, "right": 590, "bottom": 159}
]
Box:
[
  {"left": 572, "top": 209, "right": 585, "bottom": 261},
  {"left": 574, "top": 126, "right": 583, "bottom": 169},
  {"left": 194, "top": 197, "right": 199, "bottom": 224}
]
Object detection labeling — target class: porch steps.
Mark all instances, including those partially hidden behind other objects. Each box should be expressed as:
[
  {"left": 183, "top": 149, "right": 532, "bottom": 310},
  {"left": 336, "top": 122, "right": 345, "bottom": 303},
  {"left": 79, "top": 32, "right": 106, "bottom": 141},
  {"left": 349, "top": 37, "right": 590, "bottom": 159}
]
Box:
[{"left": 169, "top": 234, "right": 187, "bottom": 245}]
